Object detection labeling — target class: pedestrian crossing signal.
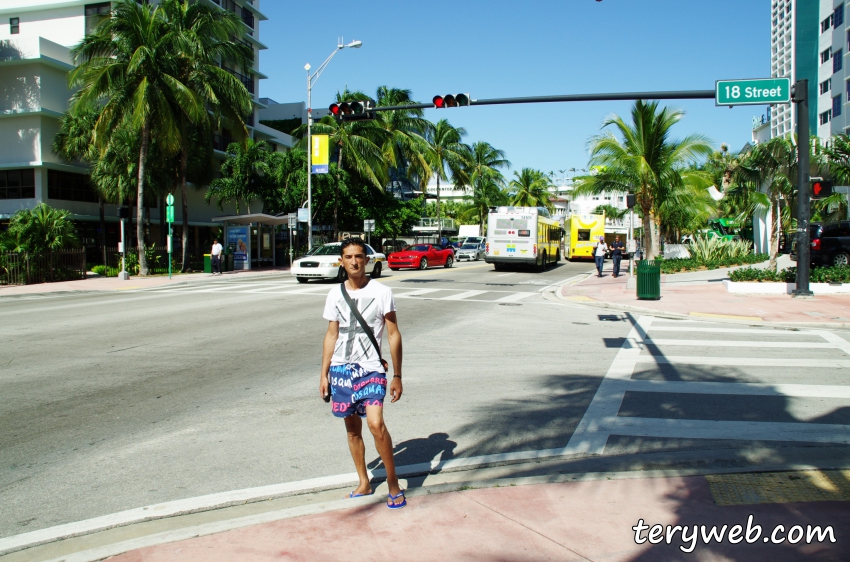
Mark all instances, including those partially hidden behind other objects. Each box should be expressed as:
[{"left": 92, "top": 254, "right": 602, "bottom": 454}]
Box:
[{"left": 811, "top": 179, "right": 833, "bottom": 199}]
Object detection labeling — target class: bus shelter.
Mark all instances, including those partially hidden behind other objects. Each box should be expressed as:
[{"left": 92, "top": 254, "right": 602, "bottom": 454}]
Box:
[{"left": 213, "top": 213, "right": 292, "bottom": 270}]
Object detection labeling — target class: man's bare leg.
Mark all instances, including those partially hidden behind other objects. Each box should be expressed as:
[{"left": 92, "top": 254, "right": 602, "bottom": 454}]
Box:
[
  {"left": 365, "top": 405, "right": 403, "bottom": 506},
  {"left": 344, "top": 415, "right": 372, "bottom": 496}
]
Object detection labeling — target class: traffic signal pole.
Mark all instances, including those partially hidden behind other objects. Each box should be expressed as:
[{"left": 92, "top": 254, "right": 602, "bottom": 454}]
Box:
[{"left": 793, "top": 80, "right": 813, "bottom": 298}]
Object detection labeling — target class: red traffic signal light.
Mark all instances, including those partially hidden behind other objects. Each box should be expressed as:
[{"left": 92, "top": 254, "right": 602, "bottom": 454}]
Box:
[
  {"left": 433, "top": 93, "right": 471, "bottom": 108},
  {"left": 329, "top": 100, "right": 375, "bottom": 121},
  {"left": 811, "top": 179, "right": 833, "bottom": 199}
]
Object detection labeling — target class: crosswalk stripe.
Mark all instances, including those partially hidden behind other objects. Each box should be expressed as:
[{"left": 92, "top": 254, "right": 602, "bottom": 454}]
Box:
[
  {"left": 395, "top": 288, "right": 442, "bottom": 297},
  {"left": 441, "top": 290, "right": 488, "bottom": 301},
  {"left": 648, "top": 327, "right": 812, "bottom": 335},
  {"left": 494, "top": 291, "right": 536, "bottom": 303},
  {"left": 646, "top": 339, "right": 834, "bottom": 349},
  {"left": 634, "top": 356, "right": 850, "bottom": 368},
  {"left": 611, "top": 417, "right": 850, "bottom": 444},
  {"left": 626, "top": 380, "right": 850, "bottom": 398}
]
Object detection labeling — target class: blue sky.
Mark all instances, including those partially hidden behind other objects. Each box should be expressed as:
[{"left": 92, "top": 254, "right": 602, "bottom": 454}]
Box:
[{"left": 259, "top": 0, "right": 768, "bottom": 180}]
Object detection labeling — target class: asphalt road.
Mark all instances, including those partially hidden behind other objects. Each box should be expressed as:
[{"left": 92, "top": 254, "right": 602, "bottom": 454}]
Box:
[{"left": 2, "top": 258, "right": 850, "bottom": 539}]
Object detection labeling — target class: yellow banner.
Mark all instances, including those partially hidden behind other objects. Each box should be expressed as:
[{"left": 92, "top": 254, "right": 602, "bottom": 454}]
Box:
[{"left": 311, "top": 135, "right": 329, "bottom": 174}]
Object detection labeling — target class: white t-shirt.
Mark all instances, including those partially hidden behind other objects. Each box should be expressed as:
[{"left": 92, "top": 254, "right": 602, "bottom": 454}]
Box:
[
  {"left": 323, "top": 280, "right": 396, "bottom": 373},
  {"left": 211, "top": 243, "right": 223, "bottom": 256},
  {"left": 595, "top": 242, "right": 607, "bottom": 257}
]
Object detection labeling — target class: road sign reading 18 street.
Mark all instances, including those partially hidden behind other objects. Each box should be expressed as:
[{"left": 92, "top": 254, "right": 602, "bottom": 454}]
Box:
[{"left": 715, "top": 78, "right": 791, "bottom": 106}]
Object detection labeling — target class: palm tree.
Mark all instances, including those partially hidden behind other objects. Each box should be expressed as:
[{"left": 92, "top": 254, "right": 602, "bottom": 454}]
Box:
[
  {"left": 425, "top": 119, "right": 469, "bottom": 241},
  {"left": 160, "top": 0, "right": 253, "bottom": 271},
  {"left": 592, "top": 204, "right": 628, "bottom": 221},
  {"left": 509, "top": 168, "right": 554, "bottom": 212},
  {"left": 375, "top": 86, "right": 433, "bottom": 188},
  {"left": 577, "top": 101, "right": 713, "bottom": 259},
  {"left": 461, "top": 141, "right": 510, "bottom": 230},
  {"left": 821, "top": 134, "right": 850, "bottom": 225},
  {"left": 0, "top": 204, "right": 79, "bottom": 253},
  {"left": 206, "top": 139, "right": 277, "bottom": 214},
  {"left": 69, "top": 0, "right": 205, "bottom": 275}
]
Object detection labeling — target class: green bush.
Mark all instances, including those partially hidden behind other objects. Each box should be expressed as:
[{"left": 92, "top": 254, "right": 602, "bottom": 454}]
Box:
[
  {"left": 729, "top": 265, "right": 850, "bottom": 283},
  {"left": 658, "top": 253, "right": 768, "bottom": 274}
]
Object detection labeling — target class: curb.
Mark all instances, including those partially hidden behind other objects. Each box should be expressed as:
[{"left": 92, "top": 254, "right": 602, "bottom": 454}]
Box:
[{"left": 9, "top": 457, "right": 850, "bottom": 562}]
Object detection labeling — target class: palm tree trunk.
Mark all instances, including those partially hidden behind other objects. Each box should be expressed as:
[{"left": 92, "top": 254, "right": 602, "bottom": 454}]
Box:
[
  {"left": 99, "top": 197, "right": 106, "bottom": 266},
  {"left": 180, "top": 147, "right": 190, "bottom": 272},
  {"left": 768, "top": 196, "right": 778, "bottom": 271},
  {"left": 137, "top": 121, "right": 150, "bottom": 276},
  {"left": 436, "top": 172, "right": 442, "bottom": 243},
  {"left": 159, "top": 193, "right": 166, "bottom": 246},
  {"left": 641, "top": 206, "right": 654, "bottom": 260}
]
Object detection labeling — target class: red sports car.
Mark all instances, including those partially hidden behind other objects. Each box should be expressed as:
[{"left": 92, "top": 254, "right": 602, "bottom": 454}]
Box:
[{"left": 388, "top": 244, "right": 454, "bottom": 270}]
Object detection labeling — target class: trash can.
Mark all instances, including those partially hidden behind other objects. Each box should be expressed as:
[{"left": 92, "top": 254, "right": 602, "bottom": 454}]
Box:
[
  {"left": 203, "top": 254, "right": 211, "bottom": 274},
  {"left": 224, "top": 252, "right": 234, "bottom": 272},
  {"left": 636, "top": 260, "right": 661, "bottom": 300}
]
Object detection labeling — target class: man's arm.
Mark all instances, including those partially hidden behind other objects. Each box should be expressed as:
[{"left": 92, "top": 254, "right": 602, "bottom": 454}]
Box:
[
  {"left": 385, "top": 311, "right": 403, "bottom": 402},
  {"left": 320, "top": 321, "right": 339, "bottom": 399}
]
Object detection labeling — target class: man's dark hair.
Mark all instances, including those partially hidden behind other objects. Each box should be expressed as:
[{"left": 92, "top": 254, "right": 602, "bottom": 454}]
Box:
[{"left": 340, "top": 237, "right": 367, "bottom": 256}]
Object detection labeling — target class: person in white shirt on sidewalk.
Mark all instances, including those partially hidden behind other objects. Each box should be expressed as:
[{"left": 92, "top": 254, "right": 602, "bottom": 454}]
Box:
[
  {"left": 594, "top": 236, "right": 608, "bottom": 277},
  {"left": 211, "top": 240, "right": 223, "bottom": 275}
]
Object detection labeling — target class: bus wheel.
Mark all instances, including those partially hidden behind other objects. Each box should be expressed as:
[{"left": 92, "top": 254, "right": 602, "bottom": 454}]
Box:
[
  {"left": 537, "top": 252, "right": 546, "bottom": 272},
  {"left": 555, "top": 249, "right": 561, "bottom": 262},
  {"left": 494, "top": 263, "right": 503, "bottom": 271}
]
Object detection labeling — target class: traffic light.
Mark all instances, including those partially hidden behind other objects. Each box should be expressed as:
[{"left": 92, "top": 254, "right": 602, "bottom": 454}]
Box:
[
  {"left": 811, "top": 178, "right": 833, "bottom": 199},
  {"left": 433, "top": 93, "right": 471, "bottom": 108},
  {"left": 328, "top": 99, "right": 375, "bottom": 121}
]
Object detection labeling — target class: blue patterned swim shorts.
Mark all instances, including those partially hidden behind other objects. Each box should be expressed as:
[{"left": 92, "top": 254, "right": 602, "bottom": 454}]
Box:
[{"left": 329, "top": 363, "right": 387, "bottom": 418}]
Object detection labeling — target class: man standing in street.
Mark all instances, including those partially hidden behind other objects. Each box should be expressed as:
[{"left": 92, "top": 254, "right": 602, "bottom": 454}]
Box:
[
  {"left": 319, "top": 238, "right": 406, "bottom": 509},
  {"left": 211, "top": 239, "right": 223, "bottom": 275},
  {"left": 610, "top": 235, "right": 625, "bottom": 278}
]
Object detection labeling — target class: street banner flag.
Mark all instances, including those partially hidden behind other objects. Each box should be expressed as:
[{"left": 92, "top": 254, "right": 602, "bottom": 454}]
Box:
[{"left": 311, "top": 135, "right": 329, "bottom": 174}]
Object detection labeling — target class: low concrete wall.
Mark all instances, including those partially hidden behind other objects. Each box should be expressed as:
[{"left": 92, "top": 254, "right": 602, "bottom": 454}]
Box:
[{"left": 724, "top": 280, "right": 850, "bottom": 294}]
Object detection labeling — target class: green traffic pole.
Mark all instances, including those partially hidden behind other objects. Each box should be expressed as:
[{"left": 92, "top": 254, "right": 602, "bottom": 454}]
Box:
[{"left": 168, "top": 223, "right": 172, "bottom": 279}]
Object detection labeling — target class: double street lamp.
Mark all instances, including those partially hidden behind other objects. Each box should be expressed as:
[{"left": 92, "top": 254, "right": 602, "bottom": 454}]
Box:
[{"left": 305, "top": 39, "right": 362, "bottom": 250}]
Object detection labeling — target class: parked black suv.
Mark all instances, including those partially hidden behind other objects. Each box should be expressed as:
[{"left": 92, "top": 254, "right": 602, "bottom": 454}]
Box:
[{"left": 791, "top": 221, "right": 850, "bottom": 267}]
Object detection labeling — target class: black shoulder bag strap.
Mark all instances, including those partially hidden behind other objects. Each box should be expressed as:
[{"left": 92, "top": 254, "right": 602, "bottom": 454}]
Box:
[{"left": 340, "top": 283, "right": 389, "bottom": 372}]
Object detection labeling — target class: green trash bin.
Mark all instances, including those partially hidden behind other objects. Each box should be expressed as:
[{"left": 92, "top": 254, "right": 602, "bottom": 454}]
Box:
[
  {"left": 636, "top": 260, "right": 661, "bottom": 300},
  {"left": 203, "top": 254, "right": 211, "bottom": 274}
]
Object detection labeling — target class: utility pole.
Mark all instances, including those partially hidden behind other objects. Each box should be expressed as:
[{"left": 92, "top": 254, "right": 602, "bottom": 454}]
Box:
[{"left": 793, "top": 79, "right": 813, "bottom": 297}]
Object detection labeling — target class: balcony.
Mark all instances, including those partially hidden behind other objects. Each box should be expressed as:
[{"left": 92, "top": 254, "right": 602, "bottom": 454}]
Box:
[
  {"left": 412, "top": 218, "right": 457, "bottom": 233},
  {"left": 212, "top": 134, "right": 236, "bottom": 152},
  {"left": 241, "top": 8, "right": 255, "bottom": 29},
  {"left": 222, "top": 66, "right": 254, "bottom": 94}
]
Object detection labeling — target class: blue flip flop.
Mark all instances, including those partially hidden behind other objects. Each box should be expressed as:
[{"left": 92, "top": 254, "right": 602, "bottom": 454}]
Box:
[
  {"left": 387, "top": 490, "right": 406, "bottom": 509},
  {"left": 349, "top": 490, "right": 374, "bottom": 498}
]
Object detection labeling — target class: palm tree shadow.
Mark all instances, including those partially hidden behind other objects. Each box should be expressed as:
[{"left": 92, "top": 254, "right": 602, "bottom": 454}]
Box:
[{"left": 368, "top": 432, "right": 457, "bottom": 472}]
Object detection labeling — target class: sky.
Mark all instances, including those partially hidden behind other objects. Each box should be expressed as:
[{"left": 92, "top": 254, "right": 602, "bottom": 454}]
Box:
[{"left": 258, "top": 0, "right": 769, "bottom": 181}]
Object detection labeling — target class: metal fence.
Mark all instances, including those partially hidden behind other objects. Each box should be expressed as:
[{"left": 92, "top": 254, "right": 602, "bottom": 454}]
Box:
[
  {"left": 0, "top": 249, "right": 87, "bottom": 286},
  {"left": 104, "top": 245, "right": 207, "bottom": 276}
]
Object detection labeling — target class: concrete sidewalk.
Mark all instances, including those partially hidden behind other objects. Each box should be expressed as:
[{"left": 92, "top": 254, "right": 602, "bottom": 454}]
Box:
[
  {"left": 76, "top": 471, "right": 850, "bottom": 561},
  {"left": 559, "top": 259, "right": 850, "bottom": 326},
  {"left": 0, "top": 267, "right": 291, "bottom": 298}
]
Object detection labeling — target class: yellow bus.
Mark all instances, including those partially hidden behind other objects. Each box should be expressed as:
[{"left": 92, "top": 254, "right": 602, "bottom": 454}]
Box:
[
  {"left": 565, "top": 213, "right": 605, "bottom": 260},
  {"left": 485, "top": 206, "right": 562, "bottom": 271}
]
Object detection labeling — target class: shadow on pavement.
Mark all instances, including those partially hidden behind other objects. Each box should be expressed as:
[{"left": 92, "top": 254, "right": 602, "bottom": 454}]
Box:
[{"left": 368, "top": 432, "right": 457, "bottom": 472}]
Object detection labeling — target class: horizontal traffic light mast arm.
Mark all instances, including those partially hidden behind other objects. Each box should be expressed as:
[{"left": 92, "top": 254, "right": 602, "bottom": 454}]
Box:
[{"left": 368, "top": 89, "right": 717, "bottom": 113}]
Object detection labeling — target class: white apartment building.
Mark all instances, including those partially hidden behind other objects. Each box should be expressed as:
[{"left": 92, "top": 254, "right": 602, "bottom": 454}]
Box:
[{"left": 0, "top": 0, "right": 290, "bottom": 253}]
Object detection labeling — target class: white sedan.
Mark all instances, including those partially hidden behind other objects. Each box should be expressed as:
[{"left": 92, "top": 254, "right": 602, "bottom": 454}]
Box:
[{"left": 291, "top": 242, "right": 386, "bottom": 283}]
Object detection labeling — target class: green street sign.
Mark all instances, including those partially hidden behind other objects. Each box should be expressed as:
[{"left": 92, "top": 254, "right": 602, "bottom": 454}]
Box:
[
  {"left": 166, "top": 193, "right": 175, "bottom": 206},
  {"left": 716, "top": 78, "right": 791, "bottom": 106},
  {"left": 166, "top": 205, "right": 174, "bottom": 223}
]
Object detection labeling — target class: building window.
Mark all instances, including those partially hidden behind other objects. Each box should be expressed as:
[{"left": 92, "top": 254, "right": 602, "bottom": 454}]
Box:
[
  {"left": 836, "top": 4, "right": 845, "bottom": 28},
  {"left": 820, "top": 110, "right": 832, "bottom": 125},
  {"left": 85, "top": 3, "right": 111, "bottom": 36},
  {"left": 822, "top": 47, "right": 832, "bottom": 64},
  {"left": 835, "top": 49, "right": 844, "bottom": 73},
  {"left": 47, "top": 170, "right": 98, "bottom": 203},
  {"left": 0, "top": 169, "right": 35, "bottom": 199},
  {"left": 9, "top": 17, "right": 19, "bottom": 34},
  {"left": 834, "top": 95, "right": 843, "bottom": 117},
  {"left": 821, "top": 80, "right": 831, "bottom": 95},
  {"left": 823, "top": 16, "right": 832, "bottom": 33}
]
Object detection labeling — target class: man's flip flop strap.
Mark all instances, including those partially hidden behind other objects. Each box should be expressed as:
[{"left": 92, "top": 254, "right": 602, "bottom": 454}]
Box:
[{"left": 387, "top": 491, "right": 406, "bottom": 509}]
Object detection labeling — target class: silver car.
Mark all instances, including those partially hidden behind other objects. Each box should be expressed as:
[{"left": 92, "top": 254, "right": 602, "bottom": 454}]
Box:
[{"left": 456, "top": 242, "right": 485, "bottom": 261}]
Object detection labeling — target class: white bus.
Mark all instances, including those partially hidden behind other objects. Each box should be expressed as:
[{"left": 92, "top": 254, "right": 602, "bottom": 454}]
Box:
[{"left": 484, "top": 206, "right": 562, "bottom": 271}]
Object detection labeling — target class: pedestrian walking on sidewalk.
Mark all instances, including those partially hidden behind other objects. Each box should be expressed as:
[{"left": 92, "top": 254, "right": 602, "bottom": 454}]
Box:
[
  {"left": 610, "top": 236, "right": 625, "bottom": 278},
  {"left": 594, "top": 236, "right": 608, "bottom": 277},
  {"left": 319, "top": 237, "right": 407, "bottom": 509},
  {"left": 211, "top": 239, "right": 223, "bottom": 275}
]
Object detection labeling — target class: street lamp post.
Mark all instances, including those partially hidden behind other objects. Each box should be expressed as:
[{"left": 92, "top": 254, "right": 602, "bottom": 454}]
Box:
[{"left": 305, "top": 39, "right": 361, "bottom": 251}]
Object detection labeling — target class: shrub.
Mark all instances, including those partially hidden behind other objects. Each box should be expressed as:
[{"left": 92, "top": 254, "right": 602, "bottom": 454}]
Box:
[
  {"left": 730, "top": 265, "right": 850, "bottom": 283},
  {"left": 658, "top": 253, "right": 768, "bottom": 274}
]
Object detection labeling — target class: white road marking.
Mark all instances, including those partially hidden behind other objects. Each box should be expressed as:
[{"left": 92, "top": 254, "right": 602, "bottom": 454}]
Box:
[
  {"left": 441, "top": 290, "right": 488, "bottom": 301},
  {"left": 494, "top": 292, "right": 536, "bottom": 303},
  {"left": 646, "top": 339, "right": 834, "bottom": 349},
  {"left": 496, "top": 272, "right": 516, "bottom": 277},
  {"left": 648, "top": 326, "right": 816, "bottom": 335},
  {"left": 626, "top": 380, "right": 850, "bottom": 398},
  {"left": 563, "top": 315, "right": 654, "bottom": 455},
  {"left": 814, "top": 329, "right": 850, "bottom": 355},
  {"left": 634, "top": 356, "right": 850, "bottom": 368},
  {"left": 395, "top": 288, "right": 443, "bottom": 297},
  {"left": 611, "top": 417, "right": 850, "bottom": 444}
]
